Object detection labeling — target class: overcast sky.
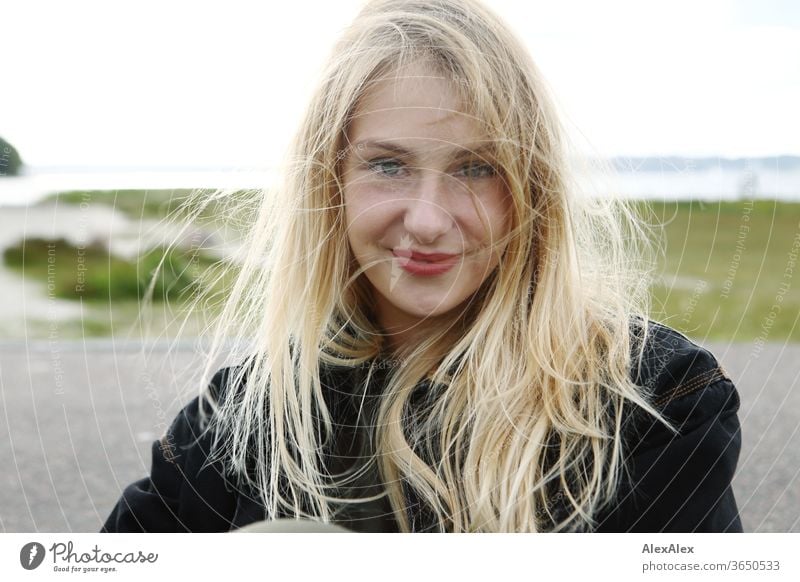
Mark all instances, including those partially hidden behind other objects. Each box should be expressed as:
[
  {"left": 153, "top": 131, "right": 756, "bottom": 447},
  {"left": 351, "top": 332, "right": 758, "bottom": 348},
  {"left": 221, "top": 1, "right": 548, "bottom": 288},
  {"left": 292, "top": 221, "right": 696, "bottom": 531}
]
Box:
[{"left": 1, "top": 0, "right": 798, "bottom": 169}]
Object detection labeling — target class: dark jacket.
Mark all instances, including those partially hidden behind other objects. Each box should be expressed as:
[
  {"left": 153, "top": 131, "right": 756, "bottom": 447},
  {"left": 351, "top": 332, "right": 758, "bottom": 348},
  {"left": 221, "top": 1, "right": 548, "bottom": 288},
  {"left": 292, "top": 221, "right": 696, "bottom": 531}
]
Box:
[{"left": 100, "top": 321, "right": 743, "bottom": 533}]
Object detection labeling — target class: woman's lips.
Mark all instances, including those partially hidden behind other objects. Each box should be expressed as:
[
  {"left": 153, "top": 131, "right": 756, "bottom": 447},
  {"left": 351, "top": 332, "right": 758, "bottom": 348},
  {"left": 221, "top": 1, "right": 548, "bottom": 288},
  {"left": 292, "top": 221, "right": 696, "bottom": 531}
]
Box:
[
  {"left": 391, "top": 249, "right": 459, "bottom": 275},
  {"left": 392, "top": 249, "right": 459, "bottom": 262}
]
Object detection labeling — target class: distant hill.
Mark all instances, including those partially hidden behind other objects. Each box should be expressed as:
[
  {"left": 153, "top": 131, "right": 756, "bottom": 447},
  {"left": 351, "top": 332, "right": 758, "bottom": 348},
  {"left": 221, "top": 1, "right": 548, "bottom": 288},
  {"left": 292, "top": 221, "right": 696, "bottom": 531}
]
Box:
[
  {"left": 0, "top": 136, "right": 23, "bottom": 176},
  {"left": 608, "top": 156, "right": 800, "bottom": 173}
]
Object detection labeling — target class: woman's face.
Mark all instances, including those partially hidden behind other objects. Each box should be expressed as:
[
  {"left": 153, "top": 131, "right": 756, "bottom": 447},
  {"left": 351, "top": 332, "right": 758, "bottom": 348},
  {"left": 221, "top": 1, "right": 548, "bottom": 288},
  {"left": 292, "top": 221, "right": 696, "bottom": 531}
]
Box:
[{"left": 341, "top": 62, "right": 511, "bottom": 349}]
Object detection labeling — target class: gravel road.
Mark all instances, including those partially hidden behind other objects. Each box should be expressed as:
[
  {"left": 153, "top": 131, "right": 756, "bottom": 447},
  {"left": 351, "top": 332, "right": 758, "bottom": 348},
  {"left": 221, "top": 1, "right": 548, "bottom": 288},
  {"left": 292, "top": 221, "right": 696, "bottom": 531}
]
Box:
[{"left": 0, "top": 339, "right": 797, "bottom": 532}]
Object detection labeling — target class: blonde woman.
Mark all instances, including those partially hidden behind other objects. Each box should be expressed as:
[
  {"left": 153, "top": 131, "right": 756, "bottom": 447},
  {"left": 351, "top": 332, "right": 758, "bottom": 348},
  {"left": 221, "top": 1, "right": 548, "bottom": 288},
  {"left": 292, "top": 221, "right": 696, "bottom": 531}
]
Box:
[{"left": 102, "top": 0, "right": 742, "bottom": 533}]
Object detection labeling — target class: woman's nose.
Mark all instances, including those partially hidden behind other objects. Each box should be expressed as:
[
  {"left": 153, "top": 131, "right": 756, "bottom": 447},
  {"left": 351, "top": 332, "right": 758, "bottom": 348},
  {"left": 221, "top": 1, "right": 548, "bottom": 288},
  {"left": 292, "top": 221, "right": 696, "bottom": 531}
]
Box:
[{"left": 402, "top": 173, "right": 453, "bottom": 243}]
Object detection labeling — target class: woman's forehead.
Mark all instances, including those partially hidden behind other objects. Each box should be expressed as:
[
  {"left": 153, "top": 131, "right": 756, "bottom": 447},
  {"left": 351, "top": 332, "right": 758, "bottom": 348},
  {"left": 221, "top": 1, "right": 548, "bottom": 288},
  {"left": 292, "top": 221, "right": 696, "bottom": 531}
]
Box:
[
  {"left": 347, "top": 92, "right": 488, "bottom": 151},
  {"left": 345, "top": 137, "right": 496, "bottom": 161},
  {"left": 355, "top": 79, "right": 462, "bottom": 116},
  {"left": 341, "top": 59, "right": 499, "bottom": 157}
]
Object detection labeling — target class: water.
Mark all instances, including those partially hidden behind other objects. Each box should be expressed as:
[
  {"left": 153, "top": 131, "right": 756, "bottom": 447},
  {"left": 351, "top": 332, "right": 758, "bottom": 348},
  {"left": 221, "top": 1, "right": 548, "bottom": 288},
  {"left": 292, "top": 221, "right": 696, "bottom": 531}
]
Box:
[{"left": 595, "top": 167, "right": 800, "bottom": 201}]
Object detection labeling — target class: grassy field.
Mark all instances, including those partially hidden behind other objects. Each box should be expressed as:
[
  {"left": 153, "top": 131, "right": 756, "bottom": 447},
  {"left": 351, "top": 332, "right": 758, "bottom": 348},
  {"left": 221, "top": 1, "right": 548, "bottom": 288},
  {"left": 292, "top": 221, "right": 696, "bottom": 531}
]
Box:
[
  {"left": 2, "top": 237, "right": 216, "bottom": 302},
  {"left": 43, "top": 188, "right": 252, "bottom": 223},
  {"left": 9, "top": 192, "right": 800, "bottom": 342},
  {"left": 638, "top": 200, "right": 800, "bottom": 342},
  {"left": 46, "top": 189, "right": 207, "bottom": 219}
]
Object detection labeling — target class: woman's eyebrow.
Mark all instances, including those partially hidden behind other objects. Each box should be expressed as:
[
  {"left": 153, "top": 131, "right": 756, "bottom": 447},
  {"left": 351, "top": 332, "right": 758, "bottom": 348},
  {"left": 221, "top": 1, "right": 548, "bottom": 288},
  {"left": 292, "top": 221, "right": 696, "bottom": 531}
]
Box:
[{"left": 350, "top": 139, "right": 494, "bottom": 159}]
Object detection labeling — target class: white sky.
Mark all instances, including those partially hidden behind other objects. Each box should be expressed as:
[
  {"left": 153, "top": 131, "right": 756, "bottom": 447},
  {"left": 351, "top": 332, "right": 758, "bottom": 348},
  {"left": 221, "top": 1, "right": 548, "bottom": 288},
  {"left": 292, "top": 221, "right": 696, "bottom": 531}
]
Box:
[{"left": 1, "top": 0, "right": 798, "bottom": 169}]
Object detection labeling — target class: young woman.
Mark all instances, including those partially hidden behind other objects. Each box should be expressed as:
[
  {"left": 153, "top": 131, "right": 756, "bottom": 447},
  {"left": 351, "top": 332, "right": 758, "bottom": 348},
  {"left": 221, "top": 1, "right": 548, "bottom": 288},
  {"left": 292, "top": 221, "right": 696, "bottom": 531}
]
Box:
[{"left": 102, "top": 0, "right": 743, "bottom": 533}]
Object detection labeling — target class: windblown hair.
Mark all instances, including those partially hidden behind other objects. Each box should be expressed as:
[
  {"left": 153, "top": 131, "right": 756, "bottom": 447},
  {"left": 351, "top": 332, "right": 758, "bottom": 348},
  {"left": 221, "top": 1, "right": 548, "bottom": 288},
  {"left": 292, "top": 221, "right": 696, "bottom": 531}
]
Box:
[{"left": 172, "top": 0, "right": 673, "bottom": 532}]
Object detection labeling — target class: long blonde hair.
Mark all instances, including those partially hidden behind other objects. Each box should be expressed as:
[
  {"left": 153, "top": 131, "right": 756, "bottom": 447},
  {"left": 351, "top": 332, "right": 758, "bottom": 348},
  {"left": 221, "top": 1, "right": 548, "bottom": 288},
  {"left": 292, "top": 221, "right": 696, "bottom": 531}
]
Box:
[{"left": 177, "top": 0, "right": 673, "bottom": 532}]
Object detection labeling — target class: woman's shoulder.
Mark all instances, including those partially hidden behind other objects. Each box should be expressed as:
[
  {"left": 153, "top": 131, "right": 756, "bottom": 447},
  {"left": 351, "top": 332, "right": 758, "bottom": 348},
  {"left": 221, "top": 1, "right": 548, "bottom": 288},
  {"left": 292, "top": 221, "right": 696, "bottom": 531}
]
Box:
[
  {"left": 632, "top": 320, "right": 736, "bottom": 403},
  {"left": 202, "top": 363, "right": 251, "bottom": 403},
  {"left": 596, "top": 320, "right": 744, "bottom": 532},
  {"left": 626, "top": 319, "right": 741, "bottom": 446}
]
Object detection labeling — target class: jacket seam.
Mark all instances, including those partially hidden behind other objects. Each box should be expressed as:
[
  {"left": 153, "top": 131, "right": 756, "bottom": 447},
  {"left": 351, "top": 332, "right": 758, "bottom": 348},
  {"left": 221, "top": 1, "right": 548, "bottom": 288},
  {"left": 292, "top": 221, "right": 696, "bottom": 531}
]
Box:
[{"left": 653, "top": 365, "right": 731, "bottom": 408}]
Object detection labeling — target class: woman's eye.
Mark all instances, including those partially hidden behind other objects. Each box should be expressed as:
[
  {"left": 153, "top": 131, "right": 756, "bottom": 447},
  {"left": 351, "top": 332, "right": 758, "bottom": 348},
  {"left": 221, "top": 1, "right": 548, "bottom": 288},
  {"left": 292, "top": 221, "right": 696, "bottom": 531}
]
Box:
[
  {"left": 456, "top": 162, "right": 496, "bottom": 179},
  {"left": 363, "top": 158, "right": 496, "bottom": 179},
  {"left": 366, "top": 158, "right": 405, "bottom": 177}
]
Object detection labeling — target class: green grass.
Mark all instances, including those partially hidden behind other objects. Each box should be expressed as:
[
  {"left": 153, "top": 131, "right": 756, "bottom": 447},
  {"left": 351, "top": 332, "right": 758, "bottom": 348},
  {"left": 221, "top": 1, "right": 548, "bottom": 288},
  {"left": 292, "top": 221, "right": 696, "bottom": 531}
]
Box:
[
  {"left": 44, "top": 189, "right": 196, "bottom": 219},
  {"left": 636, "top": 200, "right": 800, "bottom": 341},
  {"left": 2, "top": 237, "right": 226, "bottom": 303},
  {"left": 41, "top": 188, "right": 253, "bottom": 225},
  {"left": 2, "top": 188, "right": 248, "bottom": 339}
]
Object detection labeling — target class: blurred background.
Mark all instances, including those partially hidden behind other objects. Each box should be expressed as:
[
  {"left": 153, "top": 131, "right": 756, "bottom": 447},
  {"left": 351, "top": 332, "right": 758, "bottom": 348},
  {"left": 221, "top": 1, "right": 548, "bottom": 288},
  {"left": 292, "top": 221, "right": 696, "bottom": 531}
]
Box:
[{"left": 0, "top": 0, "right": 798, "bottom": 532}]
